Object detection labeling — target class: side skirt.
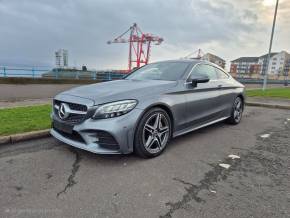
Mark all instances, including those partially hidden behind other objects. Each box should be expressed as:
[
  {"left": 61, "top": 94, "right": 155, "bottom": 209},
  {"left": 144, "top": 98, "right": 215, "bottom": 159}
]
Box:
[{"left": 173, "top": 116, "right": 229, "bottom": 138}]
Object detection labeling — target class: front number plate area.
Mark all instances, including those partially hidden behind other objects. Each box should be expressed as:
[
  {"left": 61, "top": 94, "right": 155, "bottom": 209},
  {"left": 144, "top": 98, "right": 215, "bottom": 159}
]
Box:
[{"left": 53, "top": 120, "right": 73, "bottom": 134}]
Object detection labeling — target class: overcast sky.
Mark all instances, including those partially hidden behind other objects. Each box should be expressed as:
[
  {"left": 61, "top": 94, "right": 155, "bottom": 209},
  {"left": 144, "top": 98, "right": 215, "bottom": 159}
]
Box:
[{"left": 0, "top": 0, "right": 289, "bottom": 70}]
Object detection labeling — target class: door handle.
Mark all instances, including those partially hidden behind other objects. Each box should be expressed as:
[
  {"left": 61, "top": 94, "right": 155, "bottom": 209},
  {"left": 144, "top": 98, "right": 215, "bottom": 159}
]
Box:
[{"left": 218, "top": 84, "right": 223, "bottom": 89}]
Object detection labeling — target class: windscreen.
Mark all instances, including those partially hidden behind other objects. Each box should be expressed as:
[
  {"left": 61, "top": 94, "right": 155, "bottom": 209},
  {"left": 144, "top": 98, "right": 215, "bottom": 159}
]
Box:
[{"left": 125, "top": 62, "right": 191, "bottom": 81}]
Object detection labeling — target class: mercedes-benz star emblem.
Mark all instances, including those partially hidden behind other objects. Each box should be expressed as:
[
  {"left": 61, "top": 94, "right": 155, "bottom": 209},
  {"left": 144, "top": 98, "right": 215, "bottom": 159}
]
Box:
[{"left": 58, "top": 103, "right": 70, "bottom": 120}]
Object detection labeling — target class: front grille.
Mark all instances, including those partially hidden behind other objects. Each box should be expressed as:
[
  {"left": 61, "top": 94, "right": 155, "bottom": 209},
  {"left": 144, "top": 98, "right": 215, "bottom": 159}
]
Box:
[
  {"left": 54, "top": 100, "right": 87, "bottom": 111},
  {"left": 53, "top": 100, "right": 88, "bottom": 124},
  {"left": 95, "top": 131, "right": 120, "bottom": 150}
]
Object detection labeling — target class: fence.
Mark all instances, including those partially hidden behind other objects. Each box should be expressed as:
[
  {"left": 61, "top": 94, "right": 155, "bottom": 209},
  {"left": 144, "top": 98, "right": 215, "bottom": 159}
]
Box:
[
  {"left": 0, "top": 67, "right": 49, "bottom": 78},
  {"left": 2, "top": 66, "right": 289, "bottom": 85},
  {"left": 0, "top": 67, "right": 126, "bottom": 82}
]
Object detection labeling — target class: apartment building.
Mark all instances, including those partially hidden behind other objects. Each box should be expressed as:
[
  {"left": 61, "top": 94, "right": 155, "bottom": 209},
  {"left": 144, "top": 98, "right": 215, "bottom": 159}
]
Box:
[
  {"left": 285, "top": 59, "right": 290, "bottom": 76},
  {"left": 257, "top": 53, "right": 277, "bottom": 75},
  {"left": 265, "top": 51, "right": 290, "bottom": 75},
  {"left": 230, "top": 51, "right": 290, "bottom": 76},
  {"left": 230, "top": 57, "right": 260, "bottom": 75}
]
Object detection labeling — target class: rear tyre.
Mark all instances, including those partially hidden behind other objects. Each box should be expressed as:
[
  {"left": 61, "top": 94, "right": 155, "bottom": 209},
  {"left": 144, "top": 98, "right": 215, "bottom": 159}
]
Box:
[
  {"left": 226, "top": 96, "right": 244, "bottom": 125},
  {"left": 134, "top": 107, "right": 172, "bottom": 158}
]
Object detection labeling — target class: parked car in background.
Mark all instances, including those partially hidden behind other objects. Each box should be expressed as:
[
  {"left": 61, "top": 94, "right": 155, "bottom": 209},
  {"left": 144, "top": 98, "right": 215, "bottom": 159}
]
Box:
[{"left": 51, "top": 59, "right": 245, "bottom": 158}]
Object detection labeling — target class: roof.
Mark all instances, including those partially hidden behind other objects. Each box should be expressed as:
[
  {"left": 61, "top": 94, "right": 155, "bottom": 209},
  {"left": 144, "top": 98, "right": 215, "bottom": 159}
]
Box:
[
  {"left": 158, "top": 59, "right": 200, "bottom": 64},
  {"left": 231, "top": 57, "right": 259, "bottom": 63},
  {"left": 153, "top": 59, "right": 221, "bottom": 66},
  {"left": 259, "top": 52, "right": 278, "bottom": 59}
]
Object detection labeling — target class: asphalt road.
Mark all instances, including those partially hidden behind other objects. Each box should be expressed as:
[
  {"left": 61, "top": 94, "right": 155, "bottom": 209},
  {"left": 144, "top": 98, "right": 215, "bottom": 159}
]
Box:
[
  {"left": 0, "top": 84, "right": 79, "bottom": 101},
  {"left": 0, "top": 107, "right": 290, "bottom": 218}
]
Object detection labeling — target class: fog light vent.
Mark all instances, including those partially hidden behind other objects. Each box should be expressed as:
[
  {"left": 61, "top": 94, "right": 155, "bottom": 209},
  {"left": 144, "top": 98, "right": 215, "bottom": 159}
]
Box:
[{"left": 95, "top": 131, "right": 119, "bottom": 150}]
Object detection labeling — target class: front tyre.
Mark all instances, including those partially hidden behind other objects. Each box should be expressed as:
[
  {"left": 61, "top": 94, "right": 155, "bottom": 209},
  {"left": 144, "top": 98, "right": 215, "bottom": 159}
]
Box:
[
  {"left": 134, "top": 107, "right": 172, "bottom": 158},
  {"left": 226, "top": 96, "right": 244, "bottom": 125}
]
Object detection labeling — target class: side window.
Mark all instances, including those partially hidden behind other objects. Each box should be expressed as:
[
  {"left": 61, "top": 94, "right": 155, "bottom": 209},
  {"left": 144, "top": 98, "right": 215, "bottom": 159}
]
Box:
[
  {"left": 216, "top": 68, "right": 229, "bottom": 79},
  {"left": 190, "top": 64, "right": 217, "bottom": 80}
]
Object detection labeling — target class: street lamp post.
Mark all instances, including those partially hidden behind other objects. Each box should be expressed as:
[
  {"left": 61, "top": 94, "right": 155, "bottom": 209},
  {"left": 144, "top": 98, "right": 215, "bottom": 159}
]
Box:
[{"left": 262, "top": 0, "right": 279, "bottom": 91}]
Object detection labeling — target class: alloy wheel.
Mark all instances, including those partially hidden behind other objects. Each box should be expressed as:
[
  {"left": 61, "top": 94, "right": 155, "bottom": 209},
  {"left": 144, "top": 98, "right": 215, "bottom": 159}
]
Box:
[
  {"left": 142, "top": 112, "right": 170, "bottom": 154},
  {"left": 234, "top": 98, "right": 243, "bottom": 122}
]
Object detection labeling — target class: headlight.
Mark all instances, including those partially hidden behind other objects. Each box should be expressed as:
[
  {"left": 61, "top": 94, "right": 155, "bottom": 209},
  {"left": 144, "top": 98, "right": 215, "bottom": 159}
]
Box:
[{"left": 93, "top": 100, "right": 138, "bottom": 119}]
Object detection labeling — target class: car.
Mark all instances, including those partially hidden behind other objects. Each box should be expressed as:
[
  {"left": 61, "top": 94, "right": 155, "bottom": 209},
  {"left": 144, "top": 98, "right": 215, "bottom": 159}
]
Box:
[{"left": 50, "top": 59, "right": 245, "bottom": 158}]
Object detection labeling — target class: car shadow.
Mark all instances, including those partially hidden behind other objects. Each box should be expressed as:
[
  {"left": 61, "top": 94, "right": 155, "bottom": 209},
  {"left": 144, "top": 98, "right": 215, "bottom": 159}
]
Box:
[
  {"left": 59, "top": 121, "right": 229, "bottom": 165},
  {"left": 166, "top": 121, "right": 229, "bottom": 152}
]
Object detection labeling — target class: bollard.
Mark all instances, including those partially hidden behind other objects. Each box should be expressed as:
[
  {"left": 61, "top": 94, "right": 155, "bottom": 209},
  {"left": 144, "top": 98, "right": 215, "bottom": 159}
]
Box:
[
  {"left": 32, "top": 68, "right": 35, "bottom": 78},
  {"left": 93, "top": 71, "right": 96, "bottom": 80}
]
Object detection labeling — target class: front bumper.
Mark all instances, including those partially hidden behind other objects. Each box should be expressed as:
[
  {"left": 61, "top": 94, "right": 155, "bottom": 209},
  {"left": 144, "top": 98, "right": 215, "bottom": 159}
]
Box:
[{"left": 51, "top": 108, "right": 144, "bottom": 154}]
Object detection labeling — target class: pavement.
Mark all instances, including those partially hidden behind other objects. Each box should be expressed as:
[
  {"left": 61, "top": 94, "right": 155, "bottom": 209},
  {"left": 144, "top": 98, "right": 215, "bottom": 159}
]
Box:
[
  {"left": 245, "top": 83, "right": 288, "bottom": 90},
  {"left": 1, "top": 106, "right": 290, "bottom": 218},
  {"left": 247, "top": 97, "right": 290, "bottom": 107},
  {"left": 0, "top": 98, "right": 52, "bottom": 108}
]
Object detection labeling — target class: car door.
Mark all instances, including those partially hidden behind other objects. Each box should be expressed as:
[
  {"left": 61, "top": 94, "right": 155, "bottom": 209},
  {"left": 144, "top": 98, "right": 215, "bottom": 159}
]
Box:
[
  {"left": 183, "top": 64, "right": 222, "bottom": 130},
  {"left": 215, "top": 67, "right": 236, "bottom": 117}
]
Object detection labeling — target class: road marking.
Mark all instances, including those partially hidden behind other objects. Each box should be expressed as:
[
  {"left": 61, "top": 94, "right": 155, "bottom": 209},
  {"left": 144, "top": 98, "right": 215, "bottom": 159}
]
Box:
[
  {"left": 219, "top": 163, "right": 231, "bottom": 169},
  {"left": 260, "top": 134, "right": 270, "bottom": 138},
  {"left": 228, "top": 154, "right": 240, "bottom": 159}
]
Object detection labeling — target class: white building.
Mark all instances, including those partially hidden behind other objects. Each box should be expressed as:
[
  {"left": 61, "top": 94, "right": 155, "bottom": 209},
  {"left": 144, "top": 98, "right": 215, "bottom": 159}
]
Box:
[
  {"left": 55, "top": 49, "right": 68, "bottom": 68},
  {"left": 266, "top": 51, "right": 290, "bottom": 75},
  {"left": 257, "top": 51, "right": 290, "bottom": 75}
]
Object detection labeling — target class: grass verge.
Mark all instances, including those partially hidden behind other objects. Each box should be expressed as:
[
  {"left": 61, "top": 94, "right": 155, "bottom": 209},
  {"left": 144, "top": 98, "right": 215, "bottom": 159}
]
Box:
[
  {"left": 0, "top": 105, "right": 51, "bottom": 136},
  {"left": 246, "top": 88, "right": 290, "bottom": 99}
]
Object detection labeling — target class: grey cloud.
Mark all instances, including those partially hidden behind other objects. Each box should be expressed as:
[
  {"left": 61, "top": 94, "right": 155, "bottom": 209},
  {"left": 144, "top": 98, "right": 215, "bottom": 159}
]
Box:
[{"left": 0, "top": 0, "right": 289, "bottom": 69}]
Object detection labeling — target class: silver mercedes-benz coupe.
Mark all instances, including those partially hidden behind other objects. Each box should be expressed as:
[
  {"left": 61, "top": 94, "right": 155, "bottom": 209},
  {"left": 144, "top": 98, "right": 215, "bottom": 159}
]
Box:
[{"left": 51, "top": 59, "right": 245, "bottom": 158}]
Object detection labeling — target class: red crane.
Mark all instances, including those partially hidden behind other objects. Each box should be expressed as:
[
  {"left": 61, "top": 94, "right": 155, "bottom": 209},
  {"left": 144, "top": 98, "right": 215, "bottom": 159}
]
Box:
[{"left": 107, "top": 23, "right": 163, "bottom": 72}]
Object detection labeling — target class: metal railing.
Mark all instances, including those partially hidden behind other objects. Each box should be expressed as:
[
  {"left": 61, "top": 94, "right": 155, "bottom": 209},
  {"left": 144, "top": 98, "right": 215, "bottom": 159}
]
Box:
[
  {"left": 0, "top": 67, "right": 50, "bottom": 78},
  {"left": 0, "top": 66, "right": 126, "bottom": 82}
]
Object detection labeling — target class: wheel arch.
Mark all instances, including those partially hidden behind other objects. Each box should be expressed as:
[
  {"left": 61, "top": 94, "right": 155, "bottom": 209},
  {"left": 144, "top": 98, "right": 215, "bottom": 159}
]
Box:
[
  {"left": 237, "top": 93, "right": 245, "bottom": 109},
  {"left": 134, "top": 103, "right": 175, "bottom": 140}
]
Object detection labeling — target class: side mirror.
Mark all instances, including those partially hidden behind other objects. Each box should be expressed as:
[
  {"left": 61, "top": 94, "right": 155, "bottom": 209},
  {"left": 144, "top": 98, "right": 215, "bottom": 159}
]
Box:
[{"left": 190, "top": 76, "right": 209, "bottom": 88}]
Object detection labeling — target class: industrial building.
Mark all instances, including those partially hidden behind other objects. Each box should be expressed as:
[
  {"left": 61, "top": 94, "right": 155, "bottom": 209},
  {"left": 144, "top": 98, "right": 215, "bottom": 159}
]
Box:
[{"left": 202, "top": 53, "right": 226, "bottom": 69}]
